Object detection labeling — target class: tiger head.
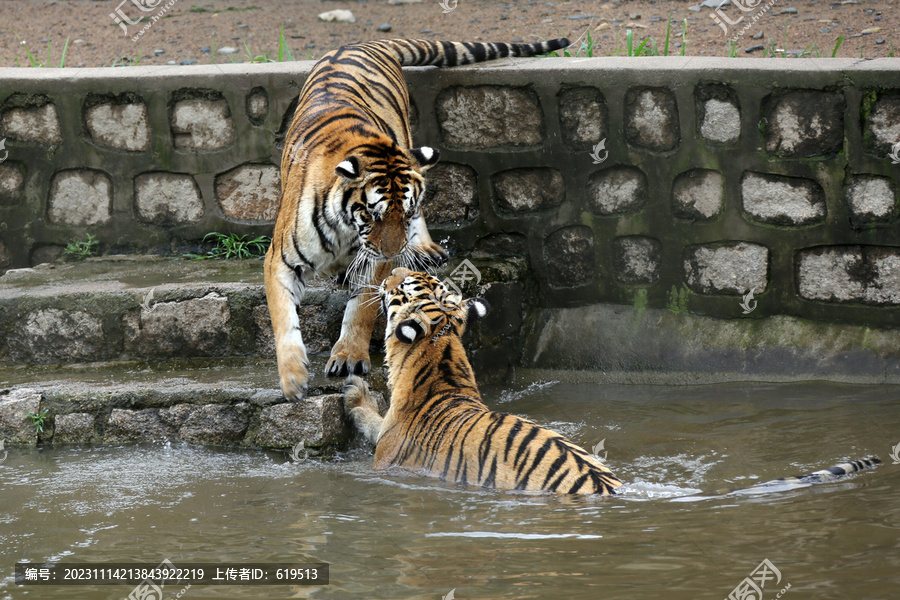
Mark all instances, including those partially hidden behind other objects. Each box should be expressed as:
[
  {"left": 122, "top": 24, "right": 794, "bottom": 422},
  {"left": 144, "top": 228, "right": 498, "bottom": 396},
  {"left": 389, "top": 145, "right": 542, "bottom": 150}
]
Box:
[
  {"left": 380, "top": 268, "right": 489, "bottom": 348},
  {"left": 335, "top": 141, "right": 440, "bottom": 262}
]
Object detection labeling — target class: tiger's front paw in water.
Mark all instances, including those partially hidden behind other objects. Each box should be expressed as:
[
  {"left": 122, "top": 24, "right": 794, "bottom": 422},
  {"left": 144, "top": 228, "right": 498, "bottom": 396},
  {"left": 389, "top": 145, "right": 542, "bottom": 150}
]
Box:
[
  {"left": 278, "top": 354, "right": 310, "bottom": 401},
  {"left": 416, "top": 241, "right": 449, "bottom": 269},
  {"left": 325, "top": 339, "right": 371, "bottom": 378},
  {"left": 342, "top": 375, "right": 383, "bottom": 445}
]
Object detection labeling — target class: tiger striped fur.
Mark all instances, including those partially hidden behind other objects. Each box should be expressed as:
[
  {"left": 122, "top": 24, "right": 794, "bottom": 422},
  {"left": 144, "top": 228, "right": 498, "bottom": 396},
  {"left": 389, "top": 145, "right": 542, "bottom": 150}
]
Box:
[
  {"left": 730, "top": 457, "right": 881, "bottom": 495},
  {"left": 343, "top": 268, "right": 622, "bottom": 495},
  {"left": 265, "top": 38, "right": 570, "bottom": 400}
]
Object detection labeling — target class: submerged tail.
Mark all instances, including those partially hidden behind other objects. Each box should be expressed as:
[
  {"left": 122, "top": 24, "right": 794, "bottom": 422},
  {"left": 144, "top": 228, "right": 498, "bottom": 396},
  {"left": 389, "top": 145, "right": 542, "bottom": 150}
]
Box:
[
  {"left": 370, "top": 38, "right": 570, "bottom": 67},
  {"left": 734, "top": 457, "right": 880, "bottom": 494}
]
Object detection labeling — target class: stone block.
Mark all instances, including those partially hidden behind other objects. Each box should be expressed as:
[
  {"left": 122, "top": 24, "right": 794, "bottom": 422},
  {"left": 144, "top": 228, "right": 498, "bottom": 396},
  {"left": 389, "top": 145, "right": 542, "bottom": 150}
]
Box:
[
  {"left": 124, "top": 292, "right": 231, "bottom": 357},
  {"left": 765, "top": 90, "right": 844, "bottom": 157},
  {"left": 845, "top": 175, "right": 895, "bottom": 222},
  {"left": 215, "top": 163, "right": 280, "bottom": 222},
  {"left": 253, "top": 303, "right": 332, "bottom": 357},
  {"left": 255, "top": 394, "right": 348, "bottom": 450},
  {"left": 625, "top": 88, "right": 679, "bottom": 151},
  {"left": 48, "top": 169, "right": 112, "bottom": 226},
  {"left": 171, "top": 97, "right": 234, "bottom": 150},
  {"left": 684, "top": 242, "right": 769, "bottom": 295},
  {"left": 0, "top": 162, "right": 25, "bottom": 205},
  {"left": 588, "top": 166, "right": 647, "bottom": 215},
  {"left": 491, "top": 168, "right": 564, "bottom": 213},
  {"left": 474, "top": 233, "right": 528, "bottom": 257},
  {"left": 741, "top": 172, "right": 826, "bottom": 226},
  {"left": 864, "top": 90, "right": 900, "bottom": 153},
  {"left": 558, "top": 87, "right": 608, "bottom": 148},
  {"left": 0, "top": 389, "right": 41, "bottom": 444},
  {"left": 543, "top": 226, "right": 594, "bottom": 288},
  {"left": 135, "top": 172, "right": 204, "bottom": 224},
  {"left": 246, "top": 89, "right": 268, "bottom": 123},
  {"left": 422, "top": 162, "right": 479, "bottom": 225},
  {"left": 0, "top": 103, "right": 61, "bottom": 145},
  {"left": 177, "top": 403, "right": 251, "bottom": 445},
  {"left": 85, "top": 102, "right": 150, "bottom": 151},
  {"left": 436, "top": 86, "right": 543, "bottom": 148},
  {"left": 105, "top": 408, "right": 171, "bottom": 443},
  {"left": 701, "top": 99, "right": 740, "bottom": 144},
  {"left": 798, "top": 246, "right": 900, "bottom": 305},
  {"left": 10, "top": 308, "right": 106, "bottom": 363},
  {"left": 672, "top": 169, "right": 724, "bottom": 220},
  {"left": 613, "top": 236, "right": 661, "bottom": 284},
  {"left": 54, "top": 413, "right": 95, "bottom": 443}
]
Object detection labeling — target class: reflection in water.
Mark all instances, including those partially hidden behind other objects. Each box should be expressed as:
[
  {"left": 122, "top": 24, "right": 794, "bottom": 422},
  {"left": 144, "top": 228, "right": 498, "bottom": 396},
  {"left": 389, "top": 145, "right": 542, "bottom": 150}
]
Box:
[{"left": 1, "top": 381, "right": 898, "bottom": 599}]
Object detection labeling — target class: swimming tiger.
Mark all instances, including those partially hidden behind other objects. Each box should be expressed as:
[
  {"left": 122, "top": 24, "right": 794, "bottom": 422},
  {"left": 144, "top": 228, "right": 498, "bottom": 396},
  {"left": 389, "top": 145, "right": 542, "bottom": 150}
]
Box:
[
  {"left": 343, "top": 268, "right": 881, "bottom": 495},
  {"left": 265, "top": 38, "right": 570, "bottom": 400},
  {"left": 343, "top": 267, "right": 623, "bottom": 494}
]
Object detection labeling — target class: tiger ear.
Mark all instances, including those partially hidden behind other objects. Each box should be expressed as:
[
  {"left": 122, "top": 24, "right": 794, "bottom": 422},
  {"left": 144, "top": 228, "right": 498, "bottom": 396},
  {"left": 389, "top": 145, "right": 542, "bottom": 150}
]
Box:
[
  {"left": 394, "top": 318, "right": 425, "bottom": 344},
  {"left": 409, "top": 146, "right": 440, "bottom": 171},
  {"left": 336, "top": 156, "right": 362, "bottom": 180},
  {"left": 465, "top": 298, "right": 490, "bottom": 322}
]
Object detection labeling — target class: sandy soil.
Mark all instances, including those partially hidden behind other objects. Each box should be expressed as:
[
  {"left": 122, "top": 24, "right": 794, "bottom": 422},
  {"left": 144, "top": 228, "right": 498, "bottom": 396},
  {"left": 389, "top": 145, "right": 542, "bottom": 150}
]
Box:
[{"left": 0, "top": 0, "right": 896, "bottom": 67}]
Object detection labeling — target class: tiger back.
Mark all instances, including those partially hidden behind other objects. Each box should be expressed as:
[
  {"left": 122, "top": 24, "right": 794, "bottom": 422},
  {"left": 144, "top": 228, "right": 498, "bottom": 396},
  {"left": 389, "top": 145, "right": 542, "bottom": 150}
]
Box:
[
  {"left": 265, "top": 38, "right": 570, "bottom": 401},
  {"left": 343, "top": 267, "right": 622, "bottom": 495}
]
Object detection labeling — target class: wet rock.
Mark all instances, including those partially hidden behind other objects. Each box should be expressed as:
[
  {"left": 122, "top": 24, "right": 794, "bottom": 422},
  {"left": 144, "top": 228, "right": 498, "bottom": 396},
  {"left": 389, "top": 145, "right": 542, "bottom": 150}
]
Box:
[
  {"left": 48, "top": 169, "right": 112, "bottom": 226},
  {"left": 741, "top": 172, "right": 826, "bottom": 226},
  {"left": 672, "top": 169, "right": 725, "bottom": 220},
  {"left": 764, "top": 90, "right": 844, "bottom": 157},
  {"left": 588, "top": 166, "right": 648, "bottom": 215},
  {"left": 0, "top": 102, "right": 61, "bottom": 145},
  {"left": 255, "top": 395, "right": 348, "bottom": 453},
  {"left": 54, "top": 413, "right": 95, "bottom": 443},
  {"left": 845, "top": 175, "right": 895, "bottom": 222},
  {"left": 543, "top": 226, "right": 595, "bottom": 288},
  {"left": 700, "top": 98, "right": 740, "bottom": 143},
  {"left": 0, "top": 389, "right": 41, "bottom": 444},
  {"left": 492, "top": 168, "right": 565, "bottom": 213},
  {"left": 246, "top": 90, "right": 268, "bottom": 122},
  {"left": 178, "top": 403, "right": 251, "bottom": 445},
  {"left": 0, "top": 162, "right": 25, "bottom": 205},
  {"left": 123, "top": 293, "right": 231, "bottom": 358},
  {"left": 558, "top": 86, "right": 608, "bottom": 148},
  {"left": 105, "top": 408, "right": 170, "bottom": 443},
  {"left": 11, "top": 308, "right": 106, "bottom": 363},
  {"left": 624, "top": 87, "right": 679, "bottom": 151},
  {"left": 613, "top": 236, "right": 661, "bottom": 284},
  {"left": 421, "top": 162, "right": 479, "bottom": 225},
  {"left": 799, "top": 246, "right": 900, "bottom": 305}
]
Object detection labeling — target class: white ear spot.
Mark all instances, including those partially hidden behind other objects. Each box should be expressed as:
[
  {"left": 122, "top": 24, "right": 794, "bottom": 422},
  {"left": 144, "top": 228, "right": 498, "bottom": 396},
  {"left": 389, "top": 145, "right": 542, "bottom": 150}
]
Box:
[
  {"left": 419, "top": 146, "right": 434, "bottom": 161},
  {"left": 400, "top": 324, "right": 418, "bottom": 341},
  {"left": 337, "top": 160, "right": 356, "bottom": 177},
  {"left": 473, "top": 301, "right": 487, "bottom": 318}
]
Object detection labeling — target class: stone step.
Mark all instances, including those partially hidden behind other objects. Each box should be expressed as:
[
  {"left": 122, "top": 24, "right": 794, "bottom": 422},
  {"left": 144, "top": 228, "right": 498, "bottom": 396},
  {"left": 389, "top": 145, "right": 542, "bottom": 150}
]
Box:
[
  {"left": 0, "top": 355, "right": 389, "bottom": 455},
  {"left": 0, "top": 255, "right": 527, "bottom": 371},
  {"left": 0, "top": 255, "right": 346, "bottom": 365}
]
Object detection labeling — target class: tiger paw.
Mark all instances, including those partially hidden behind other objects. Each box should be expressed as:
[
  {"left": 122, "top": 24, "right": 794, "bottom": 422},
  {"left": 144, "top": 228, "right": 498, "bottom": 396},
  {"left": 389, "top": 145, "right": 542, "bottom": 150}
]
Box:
[
  {"left": 342, "top": 375, "right": 370, "bottom": 411},
  {"left": 278, "top": 356, "right": 310, "bottom": 401},
  {"left": 325, "top": 344, "right": 371, "bottom": 378},
  {"left": 416, "top": 241, "right": 449, "bottom": 268}
]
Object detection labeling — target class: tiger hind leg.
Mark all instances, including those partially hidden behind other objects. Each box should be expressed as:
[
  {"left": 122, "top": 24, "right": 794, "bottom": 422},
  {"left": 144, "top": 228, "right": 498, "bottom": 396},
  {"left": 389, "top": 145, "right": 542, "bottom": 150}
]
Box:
[
  {"left": 264, "top": 245, "right": 310, "bottom": 400},
  {"left": 325, "top": 261, "right": 393, "bottom": 378},
  {"left": 343, "top": 376, "right": 383, "bottom": 445}
]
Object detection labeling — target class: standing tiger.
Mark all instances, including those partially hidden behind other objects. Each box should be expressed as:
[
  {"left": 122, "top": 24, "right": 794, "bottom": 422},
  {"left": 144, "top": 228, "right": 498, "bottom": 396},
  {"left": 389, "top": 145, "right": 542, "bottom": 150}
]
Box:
[
  {"left": 265, "top": 38, "right": 570, "bottom": 400},
  {"left": 343, "top": 268, "right": 881, "bottom": 495},
  {"left": 343, "top": 267, "right": 623, "bottom": 494}
]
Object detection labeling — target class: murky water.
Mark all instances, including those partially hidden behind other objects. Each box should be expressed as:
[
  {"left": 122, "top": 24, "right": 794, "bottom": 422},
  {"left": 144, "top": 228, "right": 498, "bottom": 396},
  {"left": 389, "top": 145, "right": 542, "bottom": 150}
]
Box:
[{"left": 2, "top": 381, "right": 898, "bottom": 600}]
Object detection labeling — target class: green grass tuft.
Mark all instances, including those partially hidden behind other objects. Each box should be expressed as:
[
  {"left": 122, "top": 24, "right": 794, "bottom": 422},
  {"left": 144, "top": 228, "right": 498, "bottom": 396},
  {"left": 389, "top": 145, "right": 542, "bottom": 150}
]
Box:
[
  {"left": 186, "top": 232, "right": 271, "bottom": 260},
  {"left": 63, "top": 234, "right": 99, "bottom": 259}
]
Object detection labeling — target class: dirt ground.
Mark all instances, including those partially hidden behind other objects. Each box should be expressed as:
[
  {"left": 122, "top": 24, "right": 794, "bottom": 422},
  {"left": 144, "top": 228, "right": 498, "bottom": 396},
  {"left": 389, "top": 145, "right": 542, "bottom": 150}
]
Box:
[{"left": 0, "top": 0, "right": 896, "bottom": 67}]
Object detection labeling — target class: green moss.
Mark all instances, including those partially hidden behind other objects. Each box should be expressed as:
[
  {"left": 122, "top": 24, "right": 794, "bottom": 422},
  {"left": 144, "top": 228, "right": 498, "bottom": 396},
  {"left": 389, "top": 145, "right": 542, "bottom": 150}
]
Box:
[
  {"left": 666, "top": 284, "right": 691, "bottom": 314},
  {"left": 580, "top": 211, "right": 594, "bottom": 227}
]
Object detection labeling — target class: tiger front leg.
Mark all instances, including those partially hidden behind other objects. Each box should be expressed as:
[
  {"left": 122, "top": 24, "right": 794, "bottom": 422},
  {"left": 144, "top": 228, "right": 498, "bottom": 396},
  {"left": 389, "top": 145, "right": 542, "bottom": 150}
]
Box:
[
  {"left": 325, "top": 261, "right": 392, "bottom": 378},
  {"left": 265, "top": 246, "right": 311, "bottom": 400},
  {"left": 342, "top": 376, "right": 384, "bottom": 445},
  {"left": 408, "top": 209, "right": 448, "bottom": 268}
]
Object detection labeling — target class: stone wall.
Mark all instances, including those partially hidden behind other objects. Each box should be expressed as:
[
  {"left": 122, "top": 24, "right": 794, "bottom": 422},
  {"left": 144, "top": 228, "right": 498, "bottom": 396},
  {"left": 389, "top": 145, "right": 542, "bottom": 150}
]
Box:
[{"left": 0, "top": 58, "right": 898, "bottom": 329}]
